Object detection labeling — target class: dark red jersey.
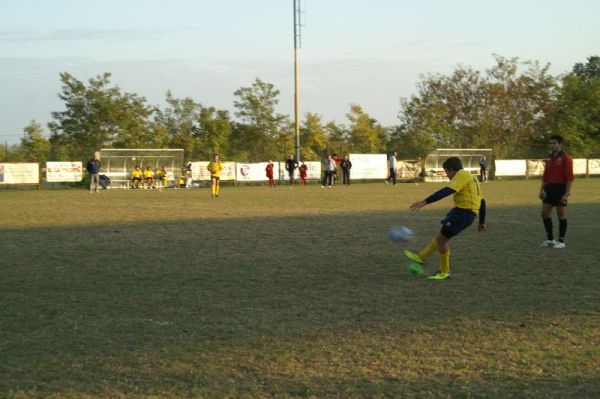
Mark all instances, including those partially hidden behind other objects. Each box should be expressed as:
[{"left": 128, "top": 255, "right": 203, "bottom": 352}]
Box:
[
  {"left": 265, "top": 164, "right": 274, "bottom": 178},
  {"left": 543, "top": 151, "right": 574, "bottom": 184},
  {"left": 299, "top": 165, "right": 308, "bottom": 177}
]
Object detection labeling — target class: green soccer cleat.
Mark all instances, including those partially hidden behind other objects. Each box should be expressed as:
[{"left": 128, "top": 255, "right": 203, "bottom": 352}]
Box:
[
  {"left": 426, "top": 273, "right": 451, "bottom": 280},
  {"left": 403, "top": 249, "right": 424, "bottom": 264}
]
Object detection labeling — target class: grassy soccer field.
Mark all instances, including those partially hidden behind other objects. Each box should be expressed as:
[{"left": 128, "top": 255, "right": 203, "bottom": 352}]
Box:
[{"left": 1, "top": 180, "right": 599, "bottom": 398}]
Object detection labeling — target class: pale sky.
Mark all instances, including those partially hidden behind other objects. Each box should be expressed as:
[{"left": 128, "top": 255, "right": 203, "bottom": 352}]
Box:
[{"left": 1, "top": 0, "right": 599, "bottom": 144}]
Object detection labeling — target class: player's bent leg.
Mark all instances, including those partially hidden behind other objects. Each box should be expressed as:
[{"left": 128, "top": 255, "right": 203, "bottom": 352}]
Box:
[
  {"left": 427, "top": 231, "right": 451, "bottom": 280},
  {"left": 417, "top": 239, "right": 438, "bottom": 261}
]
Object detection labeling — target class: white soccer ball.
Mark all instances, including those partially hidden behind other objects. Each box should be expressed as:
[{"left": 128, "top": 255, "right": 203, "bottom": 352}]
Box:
[{"left": 388, "top": 226, "right": 415, "bottom": 243}]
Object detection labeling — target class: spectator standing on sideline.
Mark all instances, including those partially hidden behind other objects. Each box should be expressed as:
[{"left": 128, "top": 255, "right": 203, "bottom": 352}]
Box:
[
  {"left": 539, "top": 134, "right": 574, "bottom": 248},
  {"left": 285, "top": 155, "right": 298, "bottom": 185},
  {"left": 388, "top": 151, "right": 398, "bottom": 185},
  {"left": 185, "top": 161, "right": 193, "bottom": 188},
  {"left": 322, "top": 154, "right": 334, "bottom": 187},
  {"left": 86, "top": 152, "right": 101, "bottom": 193},
  {"left": 479, "top": 156, "right": 487, "bottom": 182},
  {"left": 331, "top": 153, "right": 339, "bottom": 185},
  {"left": 265, "top": 160, "right": 276, "bottom": 187},
  {"left": 340, "top": 154, "right": 352, "bottom": 185},
  {"left": 299, "top": 162, "right": 308, "bottom": 185}
]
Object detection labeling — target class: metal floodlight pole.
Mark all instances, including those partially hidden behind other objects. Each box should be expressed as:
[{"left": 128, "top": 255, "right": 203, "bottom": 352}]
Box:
[{"left": 293, "top": 0, "right": 302, "bottom": 162}]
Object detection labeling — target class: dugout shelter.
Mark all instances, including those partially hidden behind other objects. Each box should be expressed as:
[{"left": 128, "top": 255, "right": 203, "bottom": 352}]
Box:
[
  {"left": 98, "top": 149, "right": 184, "bottom": 188},
  {"left": 424, "top": 148, "right": 493, "bottom": 182}
]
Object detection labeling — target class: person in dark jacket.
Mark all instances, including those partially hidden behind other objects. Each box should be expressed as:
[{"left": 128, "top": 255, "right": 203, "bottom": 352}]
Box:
[
  {"left": 86, "top": 152, "right": 101, "bottom": 193},
  {"left": 285, "top": 155, "right": 298, "bottom": 185},
  {"left": 340, "top": 154, "right": 352, "bottom": 185},
  {"left": 479, "top": 156, "right": 487, "bottom": 183}
]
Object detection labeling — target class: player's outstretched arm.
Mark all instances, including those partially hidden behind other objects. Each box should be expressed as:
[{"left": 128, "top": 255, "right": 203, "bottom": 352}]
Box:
[
  {"left": 409, "top": 200, "right": 427, "bottom": 211},
  {"left": 409, "top": 187, "right": 456, "bottom": 211}
]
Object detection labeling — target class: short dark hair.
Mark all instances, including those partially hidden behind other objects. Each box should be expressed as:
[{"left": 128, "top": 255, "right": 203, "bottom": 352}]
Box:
[
  {"left": 442, "top": 157, "right": 463, "bottom": 172},
  {"left": 550, "top": 134, "right": 563, "bottom": 143}
]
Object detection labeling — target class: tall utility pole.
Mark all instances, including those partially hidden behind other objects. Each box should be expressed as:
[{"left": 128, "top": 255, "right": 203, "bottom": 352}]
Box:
[{"left": 293, "top": 0, "right": 302, "bottom": 162}]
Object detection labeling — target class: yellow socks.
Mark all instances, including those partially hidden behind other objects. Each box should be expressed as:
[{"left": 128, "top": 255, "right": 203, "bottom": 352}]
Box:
[
  {"left": 439, "top": 251, "right": 450, "bottom": 275},
  {"left": 418, "top": 239, "right": 438, "bottom": 261}
]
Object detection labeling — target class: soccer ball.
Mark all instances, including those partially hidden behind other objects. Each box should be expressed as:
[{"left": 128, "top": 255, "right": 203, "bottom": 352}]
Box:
[{"left": 388, "top": 226, "right": 415, "bottom": 243}]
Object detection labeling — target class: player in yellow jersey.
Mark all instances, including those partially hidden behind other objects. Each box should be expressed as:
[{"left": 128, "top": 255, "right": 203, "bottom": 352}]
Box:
[
  {"left": 143, "top": 166, "right": 155, "bottom": 189},
  {"left": 130, "top": 165, "right": 143, "bottom": 189},
  {"left": 405, "top": 157, "right": 487, "bottom": 280},
  {"left": 207, "top": 154, "right": 223, "bottom": 197},
  {"left": 155, "top": 166, "right": 168, "bottom": 189}
]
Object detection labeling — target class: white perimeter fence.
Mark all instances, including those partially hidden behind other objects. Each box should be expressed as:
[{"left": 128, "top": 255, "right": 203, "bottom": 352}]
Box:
[{"left": 1, "top": 156, "right": 600, "bottom": 186}]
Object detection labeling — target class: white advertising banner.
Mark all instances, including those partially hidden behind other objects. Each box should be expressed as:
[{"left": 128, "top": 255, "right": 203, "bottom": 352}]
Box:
[
  {"left": 573, "top": 159, "right": 587, "bottom": 175},
  {"left": 236, "top": 162, "right": 279, "bottom": 182},
  {"left": 46, "top": 162, "right": 83, "bottom": 182},
  {"left": 527, "top": 160, "right": 545, "bottom": 176},
  {"left": 304, "top": 161, "right": 322, "bottom": 180},
  {"left": 279, "top": 161, "right": 321, "bottom": 181},
  {"left": 191, "top": 161, "right": 236, "bottom": 181},
  {"left": 589, "top": 159, "right": 600, "bottom": 175},
  {"left": 0, "top": 163, "right": 39, "bottom": 184},
  {"left": 495, "top": 160, "right": 526, "bottom": 177},
  {"left": 349, "top": 154, "right": 387, "bottom": 179},
  {"left": 396, "top": 160, "right": 422, "bottom": 179}
]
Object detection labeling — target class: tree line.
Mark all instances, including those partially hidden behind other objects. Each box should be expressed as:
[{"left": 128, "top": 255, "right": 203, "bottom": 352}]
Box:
[{"left": 2, "top": 55, "right": 599, "bottom": 164}]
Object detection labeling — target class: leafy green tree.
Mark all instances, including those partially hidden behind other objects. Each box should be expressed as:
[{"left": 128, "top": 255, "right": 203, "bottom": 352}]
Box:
[
  {"left": 0, "top": 142, "right": 24, "bottom": 162},
  {"left": 21, "top": 121, "right": 51, "bottom": 163},
  {"left": 195, "top": 106, "right": 232, "bottom": 159},
  {"left": 48, "top": 72, "right": 154, "bottom": 161},
  {"left": 233, "top": 78, "right": 289, "bottom": 161},
  {"left": 399, "top": 56, "right": 558, "bottom": 159},
  {"left": 573, "top": 56, "right": 600, "bottom": 79},
  {"left": 346, "top": 104, "right": 388, "bottom": 153},
  {"left": 554, "top": 56, "right": 600, "bottom": 157},
  {"left": 149, "top": 121, "right": 173, "bottom": 149},
  {"left": 154, "top": 91, "right": 201, "bottom": 160},
  {"left": 388, "top": 125, "right": 435, "bottom": 160},
  {"left": 300, "top": 113, "right": 328, "bottom": 160},
  {"left": 324, "top": 121, "right": 348, "bottom": 156}
]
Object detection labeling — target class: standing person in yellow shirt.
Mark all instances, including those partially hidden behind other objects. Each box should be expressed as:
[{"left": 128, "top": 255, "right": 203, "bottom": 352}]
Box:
[
  {"left": 405, "top": 157, "right": 487, "bottom": 280},
  {"left": 207, "top": 154, "right": 223, "bottom": 197}
]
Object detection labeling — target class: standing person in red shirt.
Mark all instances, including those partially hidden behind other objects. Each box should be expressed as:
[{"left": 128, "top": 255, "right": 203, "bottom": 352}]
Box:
[
  {"left": 299, "top": 162, "right": 308, "bottom": 185},
  {"left": 539, "top": 134, "right": 574, "bottom": 248},
  {"left": 265, "top": 160, "right": 276, "bottom": 187}
]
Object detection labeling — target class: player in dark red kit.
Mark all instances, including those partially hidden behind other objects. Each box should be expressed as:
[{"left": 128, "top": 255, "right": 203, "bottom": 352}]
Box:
[
  {"left": 539, "top": 134, "right": 574, "bottom": 248},
  {"left": 265, "top": 160, "right": 276, "bottom": 187},
  {"left": 299, "top": 162, "right": 308, "bottom": 185}
]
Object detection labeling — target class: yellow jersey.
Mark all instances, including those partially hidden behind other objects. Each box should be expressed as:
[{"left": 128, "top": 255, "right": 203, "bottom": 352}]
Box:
[
  {"left": 131, "top": 169, "right": 142, "bottom": 178},
  {"left": 143, "top": 170, "right": 154, "bottom": 178},
  {"left": 446, "top": 170, "right": 483, "bottom": 213},
  {"left": 207, "top": 161, "right": 223, "bottom": 177}
]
